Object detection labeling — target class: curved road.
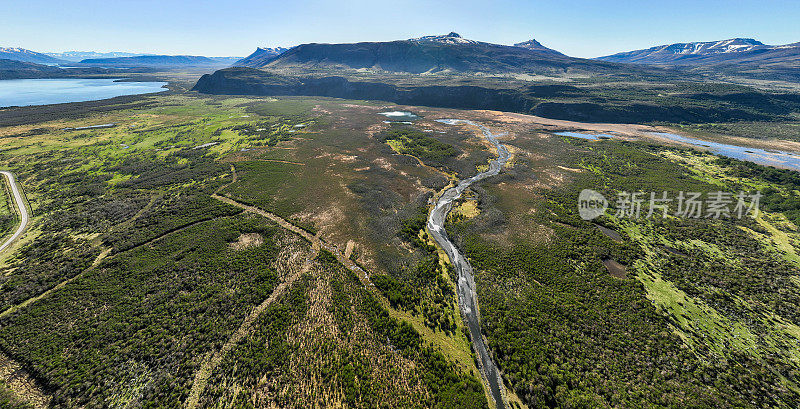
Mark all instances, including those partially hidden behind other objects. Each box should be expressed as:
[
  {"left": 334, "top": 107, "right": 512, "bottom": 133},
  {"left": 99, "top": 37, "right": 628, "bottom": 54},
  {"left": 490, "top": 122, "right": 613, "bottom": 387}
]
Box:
[
  {"left": 0, "top": 171, "right": 29, "bottom": 254},
  {"left": 428, "top": 119, "right": 509, "bottom": 409}
]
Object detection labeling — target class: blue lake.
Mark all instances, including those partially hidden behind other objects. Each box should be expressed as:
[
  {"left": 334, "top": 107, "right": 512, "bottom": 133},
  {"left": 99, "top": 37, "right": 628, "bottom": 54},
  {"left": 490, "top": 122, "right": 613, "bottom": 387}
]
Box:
[
  {"left": 555, "top": 129, "right": 800, "bottom": 171},
  {"left": 379, "top": 111, "right": 419, "bottom": 121},
  {"left": 554, "top": 131, "right": 616, "bottom": 140},
  {"left": 0, "top": 78, "right": 167, "bottom": 108},
  {"left": 649, "top": 132, "right": 800, "bottom": 172}
]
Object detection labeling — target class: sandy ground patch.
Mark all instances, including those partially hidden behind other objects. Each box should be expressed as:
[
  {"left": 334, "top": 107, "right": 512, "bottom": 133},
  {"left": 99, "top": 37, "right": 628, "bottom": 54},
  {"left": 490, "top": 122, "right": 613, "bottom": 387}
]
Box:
[
  {"left": 0, "top": 352, "right": 50, "bottom": 409},
  {"left": 373, "top": 157, "right": 393, "bottom": 170},
  {"left": 602, "top": 259, "right": 628, "bottom": 279},
  {"left": 229, "top": 233, "right": 264, "bottom": 250}
]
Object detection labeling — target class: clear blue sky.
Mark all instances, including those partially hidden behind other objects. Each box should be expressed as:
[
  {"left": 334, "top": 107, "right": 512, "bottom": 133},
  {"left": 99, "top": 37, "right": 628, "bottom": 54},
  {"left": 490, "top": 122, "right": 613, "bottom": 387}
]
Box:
[{"left": 3, "top": 0, "right": 799, "bottom": 58}]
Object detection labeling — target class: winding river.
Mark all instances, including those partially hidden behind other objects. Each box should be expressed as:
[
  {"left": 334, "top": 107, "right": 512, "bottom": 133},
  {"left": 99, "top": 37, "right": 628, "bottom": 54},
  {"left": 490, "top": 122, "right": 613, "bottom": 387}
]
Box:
[{"left": 428, "top": 119, "right": 509, "bottom": 408}]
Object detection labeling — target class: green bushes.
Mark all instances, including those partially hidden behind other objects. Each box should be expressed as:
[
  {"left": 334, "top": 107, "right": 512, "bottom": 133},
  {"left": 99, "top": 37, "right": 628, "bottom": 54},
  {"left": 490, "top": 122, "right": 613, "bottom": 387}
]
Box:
[
  {"left": 446, "top": 140, "right": 800, "bottom": 408},
  {"left": 0, "top": 216, "right": 283, "bottom": 407},
  {"left": 373, "top": 274, "right": 420, "bottom": 309},
  {"left": 378, "top": 128, "right": 457, "bottom": 166},
  {"left": 199, "top": 239, "right": 486, "bottom": 408},
  {"left": 104, "top": 193, "right": 242, "bottom": 251},
  {"left": 112, "top": 150, "right": 226, "bottom": 190},
  {"left": 358, "top": 284, "right": 487, "bottom": 408},
  {"left": 373, "top": 206, "right": 458, "bottom": 334},
  {"left": 713, "top": 156, "right": 800, "bottom": 225}
]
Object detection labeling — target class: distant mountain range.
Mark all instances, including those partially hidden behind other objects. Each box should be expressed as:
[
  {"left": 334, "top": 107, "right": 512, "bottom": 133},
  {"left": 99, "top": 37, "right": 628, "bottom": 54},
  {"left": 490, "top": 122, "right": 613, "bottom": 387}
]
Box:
[
  {"left": 79, "top": 55, "right": 241, "bottom": 67},
  {"left": 246, "top": 32, "right": 622, "bottom": 75},
  {"left": 598, "top": 38, "right": 800, "bottom": 66},
  {"left": 0, "top": 47, "right": 66, "bottom": 65},
  {"left": 1, "top": 47, "right": 242, "bottom": 68},
  {"left": 0, "top": 58, "right": 122, "bottom": 80},
  {"left": 45, "top": 51, "right": 145, "bottom": 62},
  {"left": 6, "top": 35, "right": 799, "bottom": 81}
]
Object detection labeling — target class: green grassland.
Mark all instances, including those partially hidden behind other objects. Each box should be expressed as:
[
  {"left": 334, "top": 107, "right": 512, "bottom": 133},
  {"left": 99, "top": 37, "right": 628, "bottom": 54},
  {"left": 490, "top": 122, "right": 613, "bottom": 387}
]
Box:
[
  {"left": 0, "top": 178, "right": 16, "bottom": 243},
  {"left": 441, "top": 122, "right": 800, "bottom": 407},
  {"left": 1, "top": 85, "right": 800, "bottom": 409},
  {"left": 0, "top": 94, "right": 490, "bottom": 408}
]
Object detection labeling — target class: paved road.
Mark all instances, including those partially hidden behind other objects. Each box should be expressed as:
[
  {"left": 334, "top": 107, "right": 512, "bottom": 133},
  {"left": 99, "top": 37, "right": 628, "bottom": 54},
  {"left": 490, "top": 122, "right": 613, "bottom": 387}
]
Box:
[
  {"left": 0, "top": 171, "right": 29, "bottom": 254},
  {"left": 428, "top": 119, "right": 509, "bottom": 409}
]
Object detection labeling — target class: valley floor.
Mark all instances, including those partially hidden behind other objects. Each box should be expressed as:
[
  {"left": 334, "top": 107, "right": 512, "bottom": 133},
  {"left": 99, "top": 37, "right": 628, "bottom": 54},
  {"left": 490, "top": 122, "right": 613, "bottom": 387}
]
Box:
[{"left": 0, "top": 92, "right": 798, "bottom": 408}]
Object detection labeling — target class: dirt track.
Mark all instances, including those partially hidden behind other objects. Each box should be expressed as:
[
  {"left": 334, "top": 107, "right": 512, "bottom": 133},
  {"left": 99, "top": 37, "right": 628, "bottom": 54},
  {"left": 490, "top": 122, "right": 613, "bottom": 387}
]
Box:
[{"left": 0, "top": 171, "right": 29, "bottom": 254}]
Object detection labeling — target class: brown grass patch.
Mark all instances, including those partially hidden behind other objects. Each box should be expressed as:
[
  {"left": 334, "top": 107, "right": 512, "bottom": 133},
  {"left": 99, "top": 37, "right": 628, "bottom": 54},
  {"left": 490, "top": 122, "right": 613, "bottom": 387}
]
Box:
[
  {"left": 602, "top": 259, "right": 627, "bottom": 279},
  {"left": 0, "top": 351, "right": 50, "bottom": 409},
  {"left": 229, "top": 233, "right": 263, "bottom": 250}
]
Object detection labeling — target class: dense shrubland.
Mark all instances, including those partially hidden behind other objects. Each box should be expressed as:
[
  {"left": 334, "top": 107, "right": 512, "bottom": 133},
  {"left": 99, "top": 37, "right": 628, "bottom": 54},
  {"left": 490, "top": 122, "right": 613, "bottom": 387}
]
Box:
[
  {"left": 373, "top": 207, "right": 458, "bottom": 335},
  {"left": 446, "top": 140, "right": 800, "bottom": 408},
  {"left": 0, "top": 96, "right": 489, "bottom": 408},
  {"left": 200, "top": 249, "right": 486, "bottom": 408},
  {"left": 378, "top": 128, "right": 458, "bottom": 168},
  {"left": 0, "top": 215, "right": 286, "bottom": 407}
]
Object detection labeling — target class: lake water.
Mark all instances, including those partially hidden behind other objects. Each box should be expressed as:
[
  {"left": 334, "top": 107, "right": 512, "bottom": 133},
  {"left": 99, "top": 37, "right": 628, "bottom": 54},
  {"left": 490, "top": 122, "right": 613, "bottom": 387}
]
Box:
[
  {"left": 0, "top": 78, "right": 167, "bottom": 108},
  {"left": 554, "top": 131, "right": 616, "bottom": 140},
  {"left": 555, "top": 129, "right": 800, "bottom": 172},
  {"left": 379, "top": 111, "right": 419, "bottom": 121},
  {"left": 649, "top": 132, "right": 800, "bottom": 172}
]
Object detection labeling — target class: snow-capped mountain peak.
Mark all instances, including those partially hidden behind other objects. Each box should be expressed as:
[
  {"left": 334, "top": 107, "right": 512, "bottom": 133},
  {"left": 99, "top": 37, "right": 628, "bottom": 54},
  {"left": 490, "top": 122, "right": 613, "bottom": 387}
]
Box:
[
  {"left": 513, "top": 39, "right": 565, "bottom": 55},
  {"left": 0, "top": 47, "right": 38, "bottom": 54},
  {"left": 0, "top": 46, "right": 65, "bottom": 64},
  {"left": 257, "top": 47, "right": 289, "bottom": 54},
  {"left": 410, "top": 32, "right": 477, "bottom": 45},
  {"left": 597, "top": 37, "right": 800, "bottom": 66},
  {"left": 660, "top": 38, "right": 766, "bottom": 55}
]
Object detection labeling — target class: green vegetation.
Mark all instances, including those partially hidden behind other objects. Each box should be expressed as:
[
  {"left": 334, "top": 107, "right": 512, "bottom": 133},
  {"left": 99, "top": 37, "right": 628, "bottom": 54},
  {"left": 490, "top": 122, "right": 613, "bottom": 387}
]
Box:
[
  {"left": 218, "top": 160, "right": 310, "bottom": 229},
  {"left": 379, "top": 128, "right": 458, "bottom": 167},
  {"left": 445, "top": 135, "right": 800, "bottom": 408},
  {"left": 200, "top": 249, "right": 486, "bottom": 408},
  {"left": 0, "top": 94, "right": 487, "bottom": 407},
  {"left": 3, "top": 77, "right": 800, "bottom": 408},
  {"left": 677, "top": 121, "right": 800, "bottom": 142},
  {"left": 1, "top": 215, "right": 286, "bottom": 407},
  {"left": 0, "top": 178, "right": 16, "bottom": 241},
  {"left": 710, "top": 156, "right": 800, "bottom": 226},
  {"left": 373, "top": 206, "right": 458, "bottom": 335}
]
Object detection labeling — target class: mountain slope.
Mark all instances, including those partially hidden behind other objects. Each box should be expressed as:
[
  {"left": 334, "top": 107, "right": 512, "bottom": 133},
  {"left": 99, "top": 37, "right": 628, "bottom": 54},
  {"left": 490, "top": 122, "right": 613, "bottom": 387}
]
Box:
[
  {"left": 0, "top": 58, "right": 63, "bottom": 79},
  {"left": 598, "top": 38, "right": 800, "bottom": 66},
  {"left": 234, "top": 47, "right": 290, "bottom": 67},
  {"left": 256, "top": 33, "right": 621, "bottom": 75},
  {"left": 0, "top": 47, "right": 66, "bottom": 65}
]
